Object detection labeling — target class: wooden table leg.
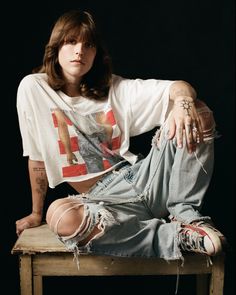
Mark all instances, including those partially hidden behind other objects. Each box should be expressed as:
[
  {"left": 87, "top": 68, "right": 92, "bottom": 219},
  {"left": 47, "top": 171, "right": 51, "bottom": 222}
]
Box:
[
  {"left": 33, "top": 275, "right": 43, "bottom": 295},
  {"left": 209, "top": 255, "right": 225, "bottom": 295},
  {"left": 20, "top": 255, "right": 33, "bottom": 295},
  {"left": 196, "top": 274, "right": 208, "bottom": 295}
]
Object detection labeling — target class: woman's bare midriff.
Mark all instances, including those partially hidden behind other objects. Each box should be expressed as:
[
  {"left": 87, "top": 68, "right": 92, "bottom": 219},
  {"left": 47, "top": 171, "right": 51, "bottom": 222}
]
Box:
[{"left": 68, "top": 174, "right": 103, "bottom": 193}]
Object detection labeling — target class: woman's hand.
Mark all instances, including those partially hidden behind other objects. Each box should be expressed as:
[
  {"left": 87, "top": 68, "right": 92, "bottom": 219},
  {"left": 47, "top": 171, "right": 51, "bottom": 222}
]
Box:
[
  {"left": 15, "top": 212, "right": 42, "bottom": 236},
  {"left": 168, "top": 96, "right": 203, "bottom": 153}
]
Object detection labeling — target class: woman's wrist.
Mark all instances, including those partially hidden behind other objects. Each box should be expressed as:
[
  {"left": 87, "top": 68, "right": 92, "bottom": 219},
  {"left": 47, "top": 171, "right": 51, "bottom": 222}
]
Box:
[{"left": 32, "top": 210, "right": 43, "bottom": 217}]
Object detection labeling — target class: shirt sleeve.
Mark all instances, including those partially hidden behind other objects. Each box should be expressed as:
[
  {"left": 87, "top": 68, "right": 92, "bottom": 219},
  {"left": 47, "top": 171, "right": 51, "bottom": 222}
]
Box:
[
  {"left": 112, "top": 75, "right": 175, "bottom": 136},
  {"left": 16, "top": 76, "right": 43, "bottom": 161}
]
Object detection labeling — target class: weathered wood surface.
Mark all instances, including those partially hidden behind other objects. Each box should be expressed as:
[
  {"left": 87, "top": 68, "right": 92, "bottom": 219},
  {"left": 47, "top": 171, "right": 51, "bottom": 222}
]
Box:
[{"left": 12, "top": 224, "right": 69, "bottom": 254}]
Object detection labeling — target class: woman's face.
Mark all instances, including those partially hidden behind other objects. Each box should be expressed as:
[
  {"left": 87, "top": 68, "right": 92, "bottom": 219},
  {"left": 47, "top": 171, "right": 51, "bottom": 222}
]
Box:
[{"left": 58, "top": 35, "right": 97, "bottom": 83}]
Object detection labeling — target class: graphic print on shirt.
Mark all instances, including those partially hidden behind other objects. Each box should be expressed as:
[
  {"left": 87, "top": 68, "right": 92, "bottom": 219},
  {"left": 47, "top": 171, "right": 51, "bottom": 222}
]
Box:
[{"left": 51, "top": 107, "right": 122, "bottom": 178}]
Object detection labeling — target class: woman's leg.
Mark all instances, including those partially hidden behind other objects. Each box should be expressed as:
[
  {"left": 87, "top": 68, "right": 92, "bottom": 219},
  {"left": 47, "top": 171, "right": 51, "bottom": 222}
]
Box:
[{"left": 134, "top": 101, "right": 216, "bottom": 223}]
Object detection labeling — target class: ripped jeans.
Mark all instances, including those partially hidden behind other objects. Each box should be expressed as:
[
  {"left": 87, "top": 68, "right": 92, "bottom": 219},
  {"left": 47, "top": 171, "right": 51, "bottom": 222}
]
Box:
[{"left": 49, "top": 105, "right": 216, "bottom": 261}]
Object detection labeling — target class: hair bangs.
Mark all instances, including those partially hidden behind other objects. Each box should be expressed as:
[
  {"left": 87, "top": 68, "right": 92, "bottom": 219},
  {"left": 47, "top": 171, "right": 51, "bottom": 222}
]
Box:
[{"left": 63, "top": 22, "right": 98, "bottom": 47}]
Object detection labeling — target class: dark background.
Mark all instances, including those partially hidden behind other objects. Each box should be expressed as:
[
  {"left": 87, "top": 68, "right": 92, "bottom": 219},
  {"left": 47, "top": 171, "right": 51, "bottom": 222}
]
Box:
[{"left": 2, "top": 0, "right": 235, "bottom": 294}]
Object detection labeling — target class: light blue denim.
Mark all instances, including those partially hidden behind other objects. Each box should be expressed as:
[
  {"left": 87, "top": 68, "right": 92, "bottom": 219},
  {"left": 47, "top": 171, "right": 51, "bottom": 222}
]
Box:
[{"left": 60, "top": 118, "right": 215, "bottom": 261}]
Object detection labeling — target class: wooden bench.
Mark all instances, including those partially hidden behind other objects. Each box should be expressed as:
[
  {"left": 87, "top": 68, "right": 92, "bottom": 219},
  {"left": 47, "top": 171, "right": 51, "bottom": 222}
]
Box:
[{"left": 11, "top": 224, "right": 225, "bottom": 295}]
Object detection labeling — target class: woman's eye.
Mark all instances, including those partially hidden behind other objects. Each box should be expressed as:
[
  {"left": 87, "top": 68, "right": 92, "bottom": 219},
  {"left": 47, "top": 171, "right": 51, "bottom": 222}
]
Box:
[
  {"left": 85, "top": 42, "right": 94, "bottom": 48},
  {"left": 65, "top": 39, "right": 76, "bottom": 44},
  {"left": 70, "top": 39, "right": 77, "bottom": 44}
]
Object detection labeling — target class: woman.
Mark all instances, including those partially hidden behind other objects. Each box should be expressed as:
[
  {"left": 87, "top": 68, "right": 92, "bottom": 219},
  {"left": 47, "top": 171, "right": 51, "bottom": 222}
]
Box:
[{"left": 16, "top": 10, "right": 224, "bottom": 261}]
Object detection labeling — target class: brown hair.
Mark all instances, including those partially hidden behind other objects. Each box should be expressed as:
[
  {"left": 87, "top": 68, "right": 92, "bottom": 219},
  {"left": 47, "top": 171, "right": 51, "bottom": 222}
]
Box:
[{"left": 34, "top": 10, "right": 112, "bottom": 100}]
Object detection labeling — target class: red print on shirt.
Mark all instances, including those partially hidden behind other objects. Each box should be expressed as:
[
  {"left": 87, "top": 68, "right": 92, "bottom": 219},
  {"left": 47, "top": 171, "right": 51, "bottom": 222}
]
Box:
[{"left": 51, "top": 108, "right": 121, "bottom": 178}]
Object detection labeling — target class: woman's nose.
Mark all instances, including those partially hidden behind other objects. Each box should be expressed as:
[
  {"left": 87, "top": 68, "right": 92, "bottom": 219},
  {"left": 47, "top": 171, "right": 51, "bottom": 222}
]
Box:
[{"left": 75, "top": 43, "right": 84, "bottom": 55}]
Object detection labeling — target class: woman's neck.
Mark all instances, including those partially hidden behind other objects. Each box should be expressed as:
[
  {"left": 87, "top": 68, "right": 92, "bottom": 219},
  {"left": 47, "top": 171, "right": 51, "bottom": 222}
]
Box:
[{"left": 62, "top": 82, "right": 81, "bottom": 97}]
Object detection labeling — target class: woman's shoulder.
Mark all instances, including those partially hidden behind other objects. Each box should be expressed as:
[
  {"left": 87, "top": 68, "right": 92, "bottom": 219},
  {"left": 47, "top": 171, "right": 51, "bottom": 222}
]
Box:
[
  {"left": 18, "top": 73, "right": 48, "bottom": 89},
  {"left": 110, "top": 74, "right": 133, "bottom": 91},
  {"left": 111, "top": 73, "right": 150, "bottom": 89},
  {"left": 111, "top": 73, "right": 128, "bottom": 84}
]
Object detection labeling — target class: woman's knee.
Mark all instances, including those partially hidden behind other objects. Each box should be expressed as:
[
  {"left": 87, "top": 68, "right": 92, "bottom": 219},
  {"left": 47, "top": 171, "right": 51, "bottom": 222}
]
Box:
[
  {"left": 46, "top": 198, "right": 84, "bottom": 236},
  {"left": 46, "top": 198, "right": 69, "bottom": 225}
]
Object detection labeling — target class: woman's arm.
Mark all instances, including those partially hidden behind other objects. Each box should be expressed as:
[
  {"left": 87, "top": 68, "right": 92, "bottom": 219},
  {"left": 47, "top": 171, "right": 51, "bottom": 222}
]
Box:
[
  {"left": 15, "top": 159, "right": 48, "bottom": 236},
  {"left": 29, "top": 159, "right": 48, "bottom": 215}
]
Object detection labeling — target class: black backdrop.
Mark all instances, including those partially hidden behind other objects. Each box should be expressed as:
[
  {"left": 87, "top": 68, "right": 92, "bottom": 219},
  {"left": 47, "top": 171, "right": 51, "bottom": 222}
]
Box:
[{"left": 2, "top": 1, "right": 235, "bottom": 294}]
